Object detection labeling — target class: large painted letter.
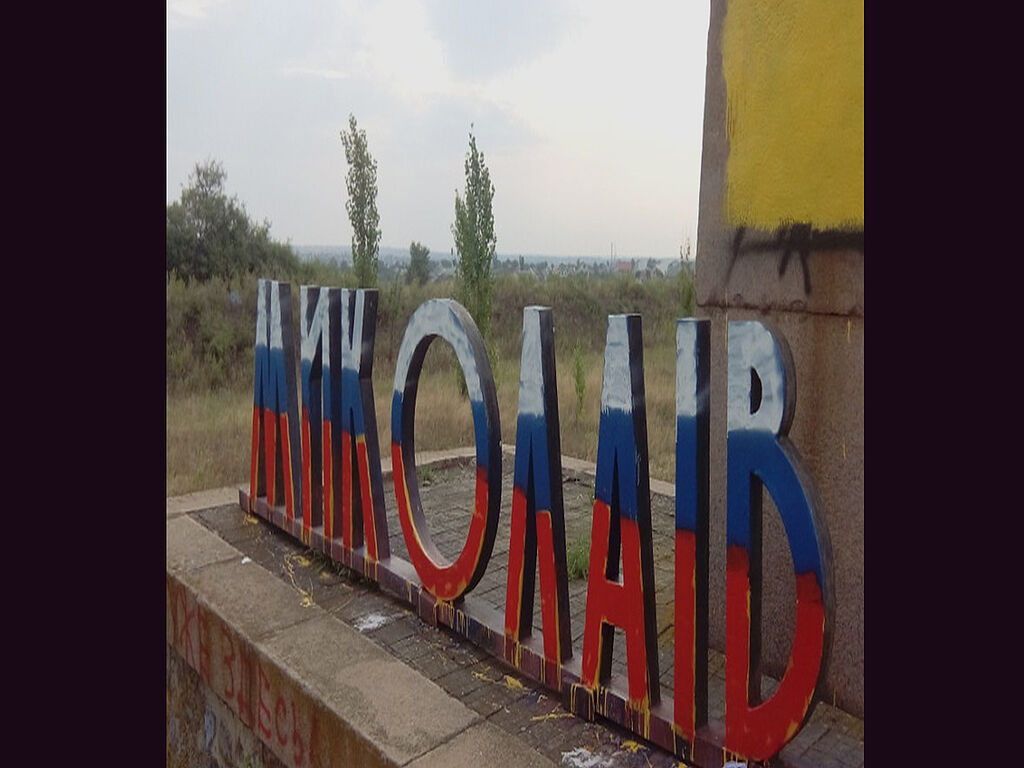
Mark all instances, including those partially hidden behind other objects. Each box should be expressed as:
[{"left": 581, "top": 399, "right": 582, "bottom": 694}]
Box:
[
  {"left": 249, "top": 279, "right": 301, "bottom": 522},
  {"left": 673, "top": 319, "right": 710, "bottom": 749},
  {"left": 333, "top": 289, "right": 390, "bottom": 570},
  {"left": 299, "top": 285, "right": 341, "bottom": 544},
  {"left": 580, "top": 314, "right": 660, "bottom": 719},
  {"left": 391, "top": 299, "right": 501, "bottom": 601},
  {"left": 724, "top": 321, "right": 834, "bottom": 761},
  {"left": 504, "top": 307, "right": 572, "bottom": 684}
]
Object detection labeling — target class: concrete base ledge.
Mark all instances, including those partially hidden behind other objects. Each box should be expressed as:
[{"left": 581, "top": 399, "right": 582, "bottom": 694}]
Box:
[
  {"left": 167, "top": 486, "right": 241, "bottom": 520},
  {"left": 169, "top": 447, "right": 863, "bottom": 767},
  {"left": 166, "top": 513, "right": 555, "bottom": 768}
]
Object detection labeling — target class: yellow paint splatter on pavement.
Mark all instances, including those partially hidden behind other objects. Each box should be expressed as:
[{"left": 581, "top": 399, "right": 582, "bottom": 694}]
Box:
[
  {"left": 503, "top": 674, "right": 528, "bottom": 692},
  {"left": 531, "top": 711, "right": 575, "bottom": 722},
  {"left": 283, "top": 553, "right": 315, "bottom": 608}
]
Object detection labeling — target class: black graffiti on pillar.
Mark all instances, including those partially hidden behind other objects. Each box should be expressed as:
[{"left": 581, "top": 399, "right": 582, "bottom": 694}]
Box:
[{"left": 727, "top": 225, "right": 864, "bottom": 295}]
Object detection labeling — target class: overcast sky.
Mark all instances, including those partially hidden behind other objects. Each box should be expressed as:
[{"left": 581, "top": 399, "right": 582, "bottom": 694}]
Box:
[{"left": 167, "top": 0, "right": 711, "bottom": 260}]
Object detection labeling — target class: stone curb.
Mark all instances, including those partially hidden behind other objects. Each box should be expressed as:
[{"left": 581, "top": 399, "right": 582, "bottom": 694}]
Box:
[
  {"left": 189, "top": 446, "right": 651, "bottom": 506},
  {"left": 167, "top": 486, "right": 241, "bottom": 519},
  {"left": 167, "top": 513, "right": 556, "bottom": 767}
]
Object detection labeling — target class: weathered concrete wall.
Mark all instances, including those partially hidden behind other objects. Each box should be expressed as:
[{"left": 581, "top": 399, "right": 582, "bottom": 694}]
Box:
[
  {"left": 168, "top": 643, "right": 289, "bottom": 768},
  {"left": 166, "top": 498, "right": 560, "bottom": 768},
  {"left": 695, "top": 0, "right": 864, "bottom": 717}
]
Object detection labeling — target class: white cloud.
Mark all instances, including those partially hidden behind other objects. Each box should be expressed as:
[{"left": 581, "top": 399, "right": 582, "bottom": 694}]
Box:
[
  {"left": 281, "top": 66, "right": 351, "bottom": 81},
  {"left": 358, "top": 2, "right": 454, "bottom": 108},
  {"left": 167, "top": 0, "right": 710, "bottom": 257},
  {"left": 278, "top": 1, "right": 456, "bottom": 112},
  {"left": 446, "top": 1, "right": 710, "bottom": 256},
  {"left": 167, "top": 0, "right": 231, "bottom": 27}
]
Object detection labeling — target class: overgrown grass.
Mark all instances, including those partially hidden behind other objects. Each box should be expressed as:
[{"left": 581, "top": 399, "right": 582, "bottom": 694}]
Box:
[
  {"left": 566, "top": 536, "right": 590, "bottom": 580},
  {"left": 419, "top": 465, "right": 436, "bottom": 486},
  {"left": 167, "top": 269, "right": 693, "bottom": 494},
  {"left": 166, "top": 389, "right": 253, "bottom": 496}
]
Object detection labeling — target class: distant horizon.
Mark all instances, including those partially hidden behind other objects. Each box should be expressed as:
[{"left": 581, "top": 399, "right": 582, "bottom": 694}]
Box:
[{"left": 291, "top": 243, "right": 695, "bottom": 264}]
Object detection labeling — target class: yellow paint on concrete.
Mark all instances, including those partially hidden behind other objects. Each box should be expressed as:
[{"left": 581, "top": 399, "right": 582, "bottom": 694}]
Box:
[
  {"left": 530, "top": 711, "right": 575, "bottom": 722},
  {"left": 283, "top": 553, "right": 315, "bottom": 607},
  {"left": 722, "top": 0, "right": 864, "bottom": 230},
  {"left": 503, "top": 674, "right": 528, "bottom": 692}
]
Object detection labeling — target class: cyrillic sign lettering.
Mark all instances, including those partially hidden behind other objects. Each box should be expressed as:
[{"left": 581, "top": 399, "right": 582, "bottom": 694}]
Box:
[
  {"left": 390, "top": 299, "right": 501, "bottom": 601},
  {"left": 504, "top": 307, "right": 573, "bottom": 685},
  {"left": 580, "top": 315, "right": 661, "bottom": 726},
  {"left": 336, "top": 289, "right": 390, "bottom": 570},
  {"left": 240, "top": 285, "right": 834, "bottom": 766},
  {"left": 724, "top": 321, "right": 834, "bottom": 760},
  {"left": 249, "top": 279, "right": 300, "bottom": 521}
]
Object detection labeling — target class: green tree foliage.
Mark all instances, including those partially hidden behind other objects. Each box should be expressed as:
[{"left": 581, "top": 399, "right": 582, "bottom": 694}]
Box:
[
  {"left": 340, "top": 114, "right": 381, "bottom": 288},
  {"left": 572, "top": 340, "right": 586, "bottom": 420},
  {"left": 166, "top": 160, "right": 300, "bottom": 285},
  {"left": 452, "top": 128, "right": 496, "bottom": 339},
  {"left": 679, "top": 239, "right": 695, "bottom": 316},
  {"left": 408, "top": 241, "right": 431, "bottom": 286}
]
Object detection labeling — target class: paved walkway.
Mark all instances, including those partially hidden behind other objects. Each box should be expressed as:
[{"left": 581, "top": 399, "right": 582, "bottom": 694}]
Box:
[{"left": 182, "top": 449, "right": 864, "bottom": 768}]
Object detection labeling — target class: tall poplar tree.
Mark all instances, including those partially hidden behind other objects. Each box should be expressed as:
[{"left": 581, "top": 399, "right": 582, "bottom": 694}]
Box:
[
  {"left": 452, "top": 128, "right": 496, "bottom": 339},
  {"left": 340, "top": 114, "right": 381, "bottom": 288}
]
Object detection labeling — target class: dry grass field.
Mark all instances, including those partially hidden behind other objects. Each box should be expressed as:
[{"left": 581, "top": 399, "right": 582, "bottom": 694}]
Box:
[
  {"left": 166, "top": 269, "right": 690, "bottom": 496},
  {"left": 166, "top": 340, "right": 679, "bottom": 497}
]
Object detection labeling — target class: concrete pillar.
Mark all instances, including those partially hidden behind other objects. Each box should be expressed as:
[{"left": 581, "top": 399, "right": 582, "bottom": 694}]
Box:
[{"left": 695, "top": 0, "right": 864, "bottom": 716}]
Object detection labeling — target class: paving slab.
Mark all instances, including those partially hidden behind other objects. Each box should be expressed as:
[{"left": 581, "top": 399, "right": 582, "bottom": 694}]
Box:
[
  {"left": 406, "top": 720, "right": 557, "bottom": 768},
  {"left": 174, "top": 556, "right": 319, "bottom": 642},
  {"left": 167, "top": 515, "right": 244, "bottom": 573},
  {"left": 193, "top": 503, "right": 267, "bottom": 547},
  {"left": 261, "top": 614, "right": 480, "bottom": 766},
  {"left": 169, "top": 449, "right": 864, "bottom": 768},
  {"left": 167, "top": 486, "right": 241, "bottom": 519}
]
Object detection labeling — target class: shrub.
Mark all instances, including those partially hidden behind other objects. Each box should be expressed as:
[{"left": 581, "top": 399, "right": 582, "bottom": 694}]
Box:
[{"left": 572, "top": 341, "right": 586, "bottom": 420}]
